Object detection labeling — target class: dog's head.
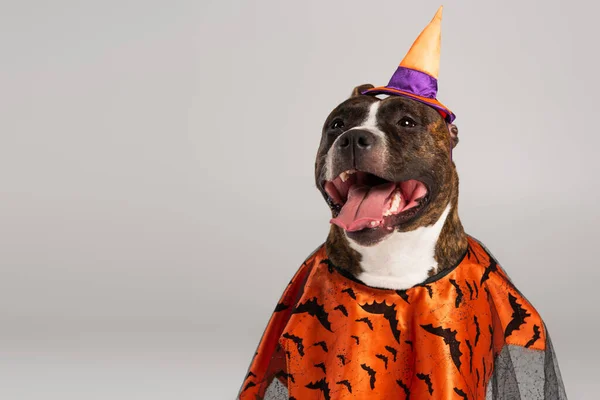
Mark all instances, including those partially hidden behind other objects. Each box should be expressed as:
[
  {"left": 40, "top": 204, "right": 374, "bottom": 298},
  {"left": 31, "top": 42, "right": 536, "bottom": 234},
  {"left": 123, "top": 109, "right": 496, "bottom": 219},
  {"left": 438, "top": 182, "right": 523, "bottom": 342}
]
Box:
[{"left": 315, "top": 84, "right": 459, "bottom": 247}]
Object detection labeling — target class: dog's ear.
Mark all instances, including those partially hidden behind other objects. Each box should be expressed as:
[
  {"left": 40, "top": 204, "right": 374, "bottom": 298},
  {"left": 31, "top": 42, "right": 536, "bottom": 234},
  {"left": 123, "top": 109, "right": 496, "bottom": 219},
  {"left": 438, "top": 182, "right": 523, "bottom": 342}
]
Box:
[
  {"left": 448, "top": 123, "right": 459, "bottom": 148},
  {"left": 350, "top": 84, "right": 374, "bottom": 97}
]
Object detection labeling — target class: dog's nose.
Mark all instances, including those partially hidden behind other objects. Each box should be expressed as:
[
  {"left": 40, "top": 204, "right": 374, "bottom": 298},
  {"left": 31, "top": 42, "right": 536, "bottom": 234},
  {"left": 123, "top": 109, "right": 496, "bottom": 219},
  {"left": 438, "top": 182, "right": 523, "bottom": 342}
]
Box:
[{"left": 336, "top": 129, "right": 376, "bottom": 151}]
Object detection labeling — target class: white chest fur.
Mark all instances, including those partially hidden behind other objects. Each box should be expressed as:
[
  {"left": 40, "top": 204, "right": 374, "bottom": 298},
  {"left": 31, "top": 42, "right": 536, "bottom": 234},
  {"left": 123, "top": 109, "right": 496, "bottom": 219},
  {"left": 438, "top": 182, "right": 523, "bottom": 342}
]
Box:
[{"left": 347, "top": 204, "right": 451, "bottom": 290}]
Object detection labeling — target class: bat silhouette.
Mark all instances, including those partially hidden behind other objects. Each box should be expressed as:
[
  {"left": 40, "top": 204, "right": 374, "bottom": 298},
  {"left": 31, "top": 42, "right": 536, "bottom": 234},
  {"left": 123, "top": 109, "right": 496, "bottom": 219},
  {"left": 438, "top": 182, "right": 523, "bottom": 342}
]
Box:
[
  {"left": 385, "top": 345, "right": 397, "bottom": 362},
  {"left": 466, "top": 339, "right": 473, "bottom": 372},
  {"left": 305, "top": 378, "right": 331, "bottom": 400},
  {"left": 245, "top": 371, "right": 256, "bottom": 380},
  {"left": 405, "top": 340, "right": 413, "bottom": 349},
  {"left": 360, "top": 363, "right": 377, "bottom": 389},
  {"left": 312, "top": 340, "right": 328, "bottom": 352},
  {"left": 416, "top": 372, "right": 433, "bottom": 395},
  {"left": 472, "top": 280, "right": 479, "bottom": 298},
  {"left": 360, "top": 300, "right": 401, "bottom": 343},
  {"left": 375, "top": 354, "right": 388, "bottom": 370},
  {"left": 336, "top": 354, "right": 347, "bottom": 365},
  {"left": 320, "top": 258, "right": 336, "bottom": 273},
  {"left": 342, "top": 287, "right": 356, "bottom": 299},
  {"left": 480, "top": 258, "right": 498, "bottom": 285},
  {"left": 356, "top": 317, "right": 373, "bottom": 330},
  {"left": 449, "top": 279, "right": 464, "bottom": 308},
  {"left": 275, "top": 370, "right": 295, "bottom": 383},
  {"left": 396, "top": 379, "right": 410, "bottom": 399},
  {"left": 417, "top": 283, "right": 433, "bottom": 298},
  {"left": 476, "top": 368, "right": 480, "bottom": 387},
  {"left": 351, "top": 335, "right": 360, "bottom": 345},
  {"left": 292, "top": 297, "right": 332, "bottom": 332},
  {"left": 525, "top": 324, "right": 541, "bottom": 348},
  {"left": 483, "top": 359, "right": 487, "bottom": 382},
  {"left": 474, "top": 316, "right": 481, "bottom": 346},
  {"left": 336, "top": 380, "right": 352, "bottom": 393},
  {"left": 242, "top": 381, "right": 256, "bottom": 392},
  {"left": 314, "top": 362, "right": 326, "bottom": 374},
  {"left": 465, "top": 280, "right": 474, "bottom": 300},
  {"left": 421, "top": 323, "right": 463, "bottom": 370},
  {"left": 396, "top": 290, "right": 410, "bottom": 304},
  {"left": 454, "top": 387, "right": 468, "bottom": 400},
  {"left": 505, "top": 293, "right": 531, "bottom": 338},
  {"left": 282, "top": 332, "right": 305, "bottom": 356},
  {"left": 466, "top": 245, "right": 480, "bottom": 263},
  {"left": 488, "top": 325, "right": 494, "bottom": 352},
  {"left": 334, "top": 304, "right": 348, "bottom": 316},
  {"left": 274, "top": 302, "right": 289, "bottom": 312}
]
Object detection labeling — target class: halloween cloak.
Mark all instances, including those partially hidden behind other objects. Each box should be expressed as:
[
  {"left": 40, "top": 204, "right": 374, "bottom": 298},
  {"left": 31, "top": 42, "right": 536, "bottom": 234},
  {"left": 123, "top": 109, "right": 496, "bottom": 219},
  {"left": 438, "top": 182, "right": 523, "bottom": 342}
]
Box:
[
  {"left": 238, "top": 237, "right": 566, "bottom": 399},
  {"left": 238, "top": 7, "right": 567, "bottom": 399}
]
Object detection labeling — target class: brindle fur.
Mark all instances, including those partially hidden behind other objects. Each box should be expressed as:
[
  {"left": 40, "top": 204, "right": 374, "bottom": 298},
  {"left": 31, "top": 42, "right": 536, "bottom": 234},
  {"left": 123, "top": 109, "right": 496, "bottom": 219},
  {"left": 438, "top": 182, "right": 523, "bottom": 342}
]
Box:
[{"left": 317, "top": 85, "right": 467, "bottom": 276}]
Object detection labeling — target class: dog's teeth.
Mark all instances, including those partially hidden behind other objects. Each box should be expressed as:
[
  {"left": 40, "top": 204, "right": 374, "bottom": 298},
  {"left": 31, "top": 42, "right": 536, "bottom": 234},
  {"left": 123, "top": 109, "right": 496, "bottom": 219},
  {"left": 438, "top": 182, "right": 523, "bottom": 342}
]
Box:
[
  {"left": 383, "top": 191, "right": 402, "bottom": 217},
  {"left": 340, "top": 171, "right": 349, "bottom": 182}
]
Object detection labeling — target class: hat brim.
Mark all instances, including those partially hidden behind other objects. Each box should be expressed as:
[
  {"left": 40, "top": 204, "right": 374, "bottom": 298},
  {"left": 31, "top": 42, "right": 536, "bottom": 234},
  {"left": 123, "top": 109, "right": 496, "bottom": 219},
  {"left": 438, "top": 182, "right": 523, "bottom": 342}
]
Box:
[{"left": 362, "top": 86, "right": 455, "bottom": 123}]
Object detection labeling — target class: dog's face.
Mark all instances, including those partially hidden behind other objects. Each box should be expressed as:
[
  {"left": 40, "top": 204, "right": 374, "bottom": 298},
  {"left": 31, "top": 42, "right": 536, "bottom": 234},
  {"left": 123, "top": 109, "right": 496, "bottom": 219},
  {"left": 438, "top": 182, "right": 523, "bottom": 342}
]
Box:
[{"left": 315, "top": 85, "right": 459, "bottom": 247}]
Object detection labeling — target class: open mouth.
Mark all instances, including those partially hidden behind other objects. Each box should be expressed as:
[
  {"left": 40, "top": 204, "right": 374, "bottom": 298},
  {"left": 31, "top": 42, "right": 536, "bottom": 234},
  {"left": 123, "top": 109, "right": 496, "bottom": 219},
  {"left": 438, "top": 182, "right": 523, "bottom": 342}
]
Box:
[{"left": 323, "top": 170, "right": 429, "bottom": 232}]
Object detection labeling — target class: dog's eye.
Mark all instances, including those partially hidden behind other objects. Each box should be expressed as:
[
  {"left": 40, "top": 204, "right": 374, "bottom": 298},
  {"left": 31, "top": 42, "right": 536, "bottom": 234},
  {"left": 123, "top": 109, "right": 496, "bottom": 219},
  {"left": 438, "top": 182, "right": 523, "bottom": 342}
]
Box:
[
  {"left": 398, "top": 116, "right": 417, "bottom": 128},
  {"left": 331, "top": 120, "right": 345, "bottom": 130}
]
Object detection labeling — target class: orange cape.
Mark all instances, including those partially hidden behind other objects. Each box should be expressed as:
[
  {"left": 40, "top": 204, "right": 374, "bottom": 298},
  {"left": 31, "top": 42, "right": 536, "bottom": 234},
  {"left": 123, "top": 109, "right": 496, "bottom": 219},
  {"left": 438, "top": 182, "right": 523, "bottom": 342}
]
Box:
[{"left": 239, "top": 236, "right": 566, "bottom": 399}]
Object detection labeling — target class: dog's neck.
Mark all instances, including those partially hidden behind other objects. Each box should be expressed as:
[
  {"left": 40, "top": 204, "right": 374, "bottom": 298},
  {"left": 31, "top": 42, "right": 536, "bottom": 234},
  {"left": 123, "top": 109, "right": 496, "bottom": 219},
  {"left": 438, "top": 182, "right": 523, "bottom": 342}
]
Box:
[{"left": 326, "top": 198, "right": 467, "bottom": 290}]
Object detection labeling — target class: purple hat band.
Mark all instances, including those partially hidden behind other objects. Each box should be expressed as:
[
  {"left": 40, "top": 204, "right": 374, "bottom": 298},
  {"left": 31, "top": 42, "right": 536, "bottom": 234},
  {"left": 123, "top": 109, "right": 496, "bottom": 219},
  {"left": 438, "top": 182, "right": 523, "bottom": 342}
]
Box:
[{"left": 387, "top": 66, "right": 438, "bottom": 98}]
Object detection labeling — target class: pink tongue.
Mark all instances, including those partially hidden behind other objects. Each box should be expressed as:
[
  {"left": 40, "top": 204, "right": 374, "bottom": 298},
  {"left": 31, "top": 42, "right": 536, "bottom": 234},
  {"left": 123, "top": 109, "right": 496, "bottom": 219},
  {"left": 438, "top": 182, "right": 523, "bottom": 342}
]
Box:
[{"left": 330, "top": 182, "right": 396, "bottom": 232}]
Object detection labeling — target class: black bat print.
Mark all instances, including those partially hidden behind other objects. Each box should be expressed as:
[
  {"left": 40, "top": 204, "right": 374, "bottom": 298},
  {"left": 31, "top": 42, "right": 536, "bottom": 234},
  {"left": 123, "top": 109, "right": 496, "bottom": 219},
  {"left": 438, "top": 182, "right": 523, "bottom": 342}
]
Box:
[
  {"left": 396, "top": 290, "right": 410, "bottom": 304},
  {"left": 385, "top": 345, "right": 397, "bottom": 362},
  {"left": 505, "top": 293, "right": 531, "bottom": 338},
  {"left": 405, "top": 340, "right": 413, "bottom": 349},
  {"left": 465, "top": 280, "right": 474, "bottom": 300},
  {"left": 336, "top": 354, "right": 347, "bottom": 366},
  {"left": 305, "top": 378, "right": 331, "bottom": 400},
  {"left": 351, "top": 335, "right": 360, "bottom": 345},
  {"left": 480, "top": 258, "right": 498, "bottom": 285},
  {"left": 356, "top": 317, "right": 373, "bottom": 330},
  {"left": 312, "top": 341, "right": 328, "bottom": 352},
  {"left": 466, "top": 339, "right": 473, "bottom": 373},
  {"left": 466, "top": 245, "right": 480, "bottom": 263},
  {"left": 320, "top": 258, "right": 336, "bottom": 273},
  {"left": 360, "top": 300, "right": 401, "bottom": 343},
  {"left": 314, "top": 362, "right": 326, "bottom": 374},
  {"left": 282, "top": 332, "right": 305, "bottom": 356},
  {"left": 424, "top": 284, "right": 433, "bottom": 298},
  {"left": 483, "top": 359, "right": 487, "bottom": 382},
  {"left": 375, "top": 354, "right": 388, "bottom": 369},
  {"left": 474, "top": 316, "right": 481, "bottom": 346},
  {"left": 476, "top": 368, "right": 480, "bottom": 387},
  {"left": 242, "top": 381, "right": 256, "bottom": 392},
  {"left": 449, "top": 279, "right": 463, "bottom": 308},
  {"left": 416, "top": 372, "right": 433, "bottom": 395},
  {"left": 360, "top": 363, "right": 377, "bottom": 389},
  {"left": 488, "top": 325, "right": 494, "bottom": 352},
  {"left": 421, "top": 324, "right": 463, "bottom": 370},
  {"left": 275, "top": 370, "right": 294, "bottom": 383},
  {"left": 336, "top": 380, "right": 352, "bottom": 393},
  {"left": 396, "top": 379, "right": 410, "bottom": 399},
  {"left": 454, "top": 387, "right": 468, "bottom": 399},
  {"left": 342, "top": 287, "right": 356, "bottom": 299},
  {"left": 274, "top": 302, "right": 289, "bottom": 312},
  {"left": 524, "top": 324, "right": 541, "bottom": 348},
  {"left": 472, "top": 280, "right": 479, "bottom": 298},
  {"left": 245, "top": 371, "right": 256, "bottom": 380},
  {"left": 292, "top": 297, "right": 332, "bottom": 332},
  {"left": 334, "top": 304, "right": 348, "bottom": 316}
]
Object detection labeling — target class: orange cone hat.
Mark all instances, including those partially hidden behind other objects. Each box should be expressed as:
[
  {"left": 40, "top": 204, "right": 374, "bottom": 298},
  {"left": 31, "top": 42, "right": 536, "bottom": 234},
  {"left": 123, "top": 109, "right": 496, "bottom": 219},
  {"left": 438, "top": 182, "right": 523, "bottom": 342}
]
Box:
[{"left": 363, "top": 6, "right": 455, "bottom": 122}]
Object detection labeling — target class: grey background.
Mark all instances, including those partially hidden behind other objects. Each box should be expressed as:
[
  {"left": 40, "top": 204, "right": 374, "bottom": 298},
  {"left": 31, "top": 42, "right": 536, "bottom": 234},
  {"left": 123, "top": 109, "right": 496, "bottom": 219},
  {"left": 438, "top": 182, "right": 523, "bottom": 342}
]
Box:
[{"left": 1, "top": 0, "right": 598, "bottom": 398}]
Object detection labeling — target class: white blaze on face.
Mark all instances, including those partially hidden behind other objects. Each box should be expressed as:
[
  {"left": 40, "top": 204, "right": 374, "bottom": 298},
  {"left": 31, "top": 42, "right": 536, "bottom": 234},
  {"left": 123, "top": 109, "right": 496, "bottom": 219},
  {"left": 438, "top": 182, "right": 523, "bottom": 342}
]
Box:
[
  {"left": 323, "top": 101, "right": 388, "bottom": 181},
  {"left": 347, "top": 203, "right": 452, "bottom": 291}
]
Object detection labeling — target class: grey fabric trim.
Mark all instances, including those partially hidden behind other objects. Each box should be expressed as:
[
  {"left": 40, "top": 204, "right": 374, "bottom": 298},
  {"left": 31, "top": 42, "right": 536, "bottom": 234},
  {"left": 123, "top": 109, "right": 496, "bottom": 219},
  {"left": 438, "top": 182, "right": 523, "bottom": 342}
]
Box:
[{"left": 263, "top": 378, "right": 289, "bottom": 400}]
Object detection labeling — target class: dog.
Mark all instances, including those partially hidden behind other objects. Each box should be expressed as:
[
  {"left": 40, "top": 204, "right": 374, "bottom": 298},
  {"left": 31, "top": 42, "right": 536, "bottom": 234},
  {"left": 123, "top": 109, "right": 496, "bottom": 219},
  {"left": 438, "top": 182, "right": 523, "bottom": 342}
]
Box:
[{"left": 238, "top": 8, "right": 566, "bottom": 400}]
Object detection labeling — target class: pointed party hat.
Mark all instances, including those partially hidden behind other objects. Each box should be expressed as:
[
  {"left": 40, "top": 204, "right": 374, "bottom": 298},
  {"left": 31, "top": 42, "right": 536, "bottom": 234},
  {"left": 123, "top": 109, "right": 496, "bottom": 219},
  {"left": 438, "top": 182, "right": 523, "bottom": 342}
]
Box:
[{"left": 363, "top": 6, "right": 455, "bottom": 122}]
